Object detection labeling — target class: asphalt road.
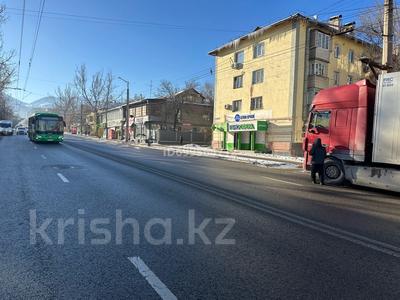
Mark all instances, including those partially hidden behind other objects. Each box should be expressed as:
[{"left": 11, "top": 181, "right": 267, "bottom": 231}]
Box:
[{"left": 1, "top": 134, "right": 400, "bottom": 299}]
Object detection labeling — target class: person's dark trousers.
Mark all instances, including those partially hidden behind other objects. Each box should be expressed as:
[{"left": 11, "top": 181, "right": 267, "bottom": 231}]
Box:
[{"left": 311, "top": 163, "right": 324, "bottom": 184}]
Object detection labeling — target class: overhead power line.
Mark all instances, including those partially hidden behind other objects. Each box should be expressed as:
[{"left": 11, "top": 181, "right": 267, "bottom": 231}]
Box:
[
  {"left": 5, "top": 7, "right": 248, "bottom": 33},
  {"left": 16, "top": 0, "right": 26, "bottom": 90},
  {"left": 22, "top": 0, "right": 45, "bottom": 97}
]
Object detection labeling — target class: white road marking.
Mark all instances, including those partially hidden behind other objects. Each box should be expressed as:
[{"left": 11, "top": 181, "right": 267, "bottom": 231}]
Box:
[
  {"left": 34, "top": 146, "right": 37, "bottom": 150},
  {"left": 57, "top": 173, "right": 69, "bottom": 183},
  {"left": 128, "top": 256, "right": 177, "bottom": 300},
  {"left": 262, "top": 205, "right": 400, "bottom": 258},
  {"left": 171, "top": 159, "right": 190, "bottom": 163},
  {"left": 263, "top": 176, "right": 303, "bottom": 186},
  {"left": 41, "top": 154, "right": 47, "bottom": 160}
]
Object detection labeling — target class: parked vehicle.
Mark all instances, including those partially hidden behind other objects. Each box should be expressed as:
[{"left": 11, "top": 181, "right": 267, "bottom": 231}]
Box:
[
  {"left": 0, "top": 120, "right": 13, "bottom": 136},
  {"left": 28, "top": 112, "right": 65, "bottom": 143},
  {"left": 303, "top": 72, "right": 400, "bottom": 193},
  {"left": 16, "top": 127, "right": 28, "bottom": 135}
]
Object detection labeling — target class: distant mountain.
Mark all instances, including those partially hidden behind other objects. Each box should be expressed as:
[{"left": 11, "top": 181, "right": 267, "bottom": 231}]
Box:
[
  {"left": 5, "top": 95, "right": 56, "bottom": 118},
  {"left": 29, "top": 96, "right": 56, "bottom": 109}
]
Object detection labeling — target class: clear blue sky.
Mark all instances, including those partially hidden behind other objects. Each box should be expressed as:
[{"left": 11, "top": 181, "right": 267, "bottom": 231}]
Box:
[{"left": 1, "top": 0, "right": 374, "bottom": 103}]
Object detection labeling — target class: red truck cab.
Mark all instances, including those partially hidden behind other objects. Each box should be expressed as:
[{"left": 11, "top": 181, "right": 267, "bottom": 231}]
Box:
[{"left": 303, "top": 79, "right": 376, "bottom": 184}]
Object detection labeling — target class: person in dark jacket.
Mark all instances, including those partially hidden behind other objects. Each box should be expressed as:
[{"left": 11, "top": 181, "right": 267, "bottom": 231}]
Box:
[{"left": 310, "top": 138, "right": 326, "bottom": 185}]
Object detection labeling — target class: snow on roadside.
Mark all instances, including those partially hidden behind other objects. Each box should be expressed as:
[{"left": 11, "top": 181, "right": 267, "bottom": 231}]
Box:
[
  {"left": 67, "top": 134, "right": 302, "bottom": 169},
  {"left": 165, "top": 144, "right": 303, "bottom": 165},
  {"left": 161, "top": 146, "right": 301, "bottom": 169}
]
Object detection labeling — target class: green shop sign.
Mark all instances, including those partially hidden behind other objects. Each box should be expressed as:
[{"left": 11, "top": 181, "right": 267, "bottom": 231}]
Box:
[
  {"left": 211, "top": 122, "right": 227, "bottom": 131},
  {"left": 228, "top": 120, "right": 268, "bottom": 132}
]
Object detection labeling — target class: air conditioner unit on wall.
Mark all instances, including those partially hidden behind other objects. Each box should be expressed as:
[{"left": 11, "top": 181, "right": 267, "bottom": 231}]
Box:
[
  {"left": 231, "top": 62, "right": 243, "bottom": 70},
  {"left": 224, "top": 104, "right": 232, "bottom": 111}
]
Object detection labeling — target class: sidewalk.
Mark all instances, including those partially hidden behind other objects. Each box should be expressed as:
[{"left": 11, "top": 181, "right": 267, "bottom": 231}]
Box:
[{"left": 66, "top": 133, "right": 303, "bottom": 169}]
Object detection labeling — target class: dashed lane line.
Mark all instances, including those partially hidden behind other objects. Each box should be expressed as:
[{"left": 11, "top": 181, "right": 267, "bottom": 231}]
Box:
[
  {"left": 263, "top": 176, "right": 304, "bottom": 187},
  {"left": 57, "top": 173, "right": 69, "bottom": 183},
  {"left": 128, "top": 256, "right": 177, "bottom": 300}
]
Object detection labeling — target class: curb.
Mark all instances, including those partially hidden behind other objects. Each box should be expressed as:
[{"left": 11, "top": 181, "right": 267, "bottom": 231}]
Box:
[{"left": 65, "top": 133, "right": 303, "bottom": 167}]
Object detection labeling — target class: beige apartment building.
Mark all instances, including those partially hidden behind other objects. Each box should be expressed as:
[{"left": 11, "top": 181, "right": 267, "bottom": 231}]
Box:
[{"left": 209, "top": 13, "right": 374, "bottom": 155}]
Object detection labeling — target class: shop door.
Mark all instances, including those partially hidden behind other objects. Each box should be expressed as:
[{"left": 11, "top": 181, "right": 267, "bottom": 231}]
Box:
[{"left": 234, "top": 133, "right": 239, "bottom": 150}]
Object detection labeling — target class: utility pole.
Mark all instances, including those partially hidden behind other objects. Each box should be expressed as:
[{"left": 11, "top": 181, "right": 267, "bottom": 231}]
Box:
[
  {"left": 80, "top": 101, "right": 83, "bottom": 135},
  {"left": 118, "top": 77, "right": 130, "bottom": 142},
  {"left": 149, "top": 80, "right": 153, "bottom": 98},
  {"left": 105, "top": 99, "right": 109, "bottom": 140},
  {"left": 382, "top": 0, "right": 394, "bottom": 72}
]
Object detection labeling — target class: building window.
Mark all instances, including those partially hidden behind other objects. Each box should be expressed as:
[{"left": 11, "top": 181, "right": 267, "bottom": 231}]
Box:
[
  {"left": 253, "top": 42, "right": 265, "bottom": 58},
  {"left": 252, "top": 69, "right": 264, "bottom": 84},
  {"left": 334, "top": 45, "right": 340, "bottom": 58},
  {"left": 347, "top": 75, "right": 353, "bottom": 84},
  {"left": 250, "top": 97, "right": 263, "bottom": 110},
  {"left": 334, "top": 71, "right": 340, "bottom": 86},
  {"left": 309, "top": 62, "right": 326, "bottom": 76},
  {"left": 316, "top": 31, "right": 330, "bottom": 49},
  {"left": 234, "top": 51, "right": 244, "bottom": 64},
  {"left": 348, "top": 50, "right": 354, "bottom": 63},
  {"left": 232, "top": 100, "right": 242, "bottom": 112},
  {"left": 233, "top": 75, "right": 243, "bottom": 89}
]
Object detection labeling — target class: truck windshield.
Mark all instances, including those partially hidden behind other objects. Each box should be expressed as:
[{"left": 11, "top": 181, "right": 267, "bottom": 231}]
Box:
[
  {"left": 36, "top": 117, "right": 64, "bottom": 132},
  {"left": 309, "top": 111, "right": 331, "bottom": 132},
  {"left": 0, "top": 123, "right": 11, "bottom": 128}
]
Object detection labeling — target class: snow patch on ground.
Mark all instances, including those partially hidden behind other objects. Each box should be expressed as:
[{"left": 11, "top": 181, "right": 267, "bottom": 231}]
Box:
[{"left": 161, "top": 145, "right": 302, "bottom": 169}]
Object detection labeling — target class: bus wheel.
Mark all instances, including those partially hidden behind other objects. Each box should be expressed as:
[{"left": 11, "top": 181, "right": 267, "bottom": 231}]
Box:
[{"left": 324, "top": 158, "right": 345, "bottom": 185}]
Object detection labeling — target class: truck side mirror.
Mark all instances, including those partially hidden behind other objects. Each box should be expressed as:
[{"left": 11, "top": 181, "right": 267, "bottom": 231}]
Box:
[{"left": 309, "top": 127, "right": 319, "bottom": 134}]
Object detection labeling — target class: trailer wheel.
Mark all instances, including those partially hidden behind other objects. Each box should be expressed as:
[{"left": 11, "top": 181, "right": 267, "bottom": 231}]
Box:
[{"left": 324, "top": 158, "right": 345, "bottom": 185}]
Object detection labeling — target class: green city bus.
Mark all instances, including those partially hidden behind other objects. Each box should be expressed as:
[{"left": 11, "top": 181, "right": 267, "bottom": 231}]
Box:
[{"left": 28, "top": 112, "right": 65, "bottom": 143}]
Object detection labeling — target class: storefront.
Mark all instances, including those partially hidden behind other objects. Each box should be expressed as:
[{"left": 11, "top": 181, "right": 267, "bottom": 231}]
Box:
[{"left": 212, "top": 113, "right": 268, "bottom": 151}]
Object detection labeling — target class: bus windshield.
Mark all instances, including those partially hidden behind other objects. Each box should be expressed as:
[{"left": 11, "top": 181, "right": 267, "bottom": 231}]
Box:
[{"left": 36, "top": 117, "right": 64, "bottom": 133}]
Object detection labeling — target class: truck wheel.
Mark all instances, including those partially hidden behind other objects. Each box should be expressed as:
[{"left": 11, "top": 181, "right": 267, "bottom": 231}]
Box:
[{"left": 324, "top": 158, "right": 345, "bottom": 185}]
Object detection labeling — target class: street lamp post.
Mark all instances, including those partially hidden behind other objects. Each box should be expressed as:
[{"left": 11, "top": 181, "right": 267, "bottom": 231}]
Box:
[{"left": 118, "top": 76, "right": 130, "bottom": 142}]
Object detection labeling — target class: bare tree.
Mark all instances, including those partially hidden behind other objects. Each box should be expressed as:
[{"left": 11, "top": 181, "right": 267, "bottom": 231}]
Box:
[
  {"left": 184, "top": 79, "right": 200, "bottom": 90},
  {"left": 0, "top": 5, "right": 15, "bottom": 97},
  {"left": 102, "top": 72, "right": 116, "bottom": 137},
  {"left": 74, "top": 65, "right": 118, "bottom": 136},
  {"left": 156, "top": 80, "right": 182, "bottom": 130},
  {"left": 0, "top": 94, "right": 14, "bottom": 120},
  {"left": 54, "top": 84, "right": 78, "bottom": 130},
  {"left": 357, "top": 3, "right": 399, "bottom": 70},
  {"left": 133, "top": 93, "right": 145, "bottom": 101},
  {"left": 200, "top": 82, "right": 214, "bottom": 104},
  {"left": 156, "top": 80, "right": 179, "bottom": 98},
  {"left": 0, "top": 5, "right": 15, "bottom": 120},
  {"left": 74, "top": 64, "right": 106, "bottom": 113}
]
